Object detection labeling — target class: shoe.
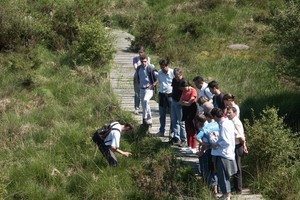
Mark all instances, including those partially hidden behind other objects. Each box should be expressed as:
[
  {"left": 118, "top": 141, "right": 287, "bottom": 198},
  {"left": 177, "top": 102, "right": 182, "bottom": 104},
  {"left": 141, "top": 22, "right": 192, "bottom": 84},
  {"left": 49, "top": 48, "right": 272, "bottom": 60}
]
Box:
[
  {"left": 178, "top": 140, "right": 187, "bottom": 147},
  {"left": 186, "top": 148, "right": 197, "bottom": 154},
  {"left": 156, "top": 132, "right": 164, "bottom": 137},
  {"left": 180, "top": 146, "right": 191, "bottom": 151},
  {"left": 134, "top": 109, "right": 139, "bottom": 115}
]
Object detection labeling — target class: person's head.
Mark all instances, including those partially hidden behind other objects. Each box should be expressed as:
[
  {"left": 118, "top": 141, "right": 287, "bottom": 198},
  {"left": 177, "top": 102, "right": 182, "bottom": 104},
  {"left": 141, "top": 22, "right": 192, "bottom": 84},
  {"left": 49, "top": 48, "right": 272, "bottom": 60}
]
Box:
[
  {"left": 174, "top": 68, "right": 183, "bottom": 81},
  {"left": 138, "top": 46, "right": 146, "bottom": 57},
  {"left": 226, "top": 106, "right": 237, "bottom": 120},
  {"left": 223, "top": 93, "right": 236, "bottom": 107},
  {"left": 210, "top": 107, "right": 224, "bottom": 121},
  {"left": 202, "top": 101, "right": 214, "bottom": 114},
  {"left": 159, "top": 58, "right": 169, "bottom": 73},
  {"left": 139, "top": 54, "right": 148, "bottom": 67},
  {"left": 204, "top": 112, "right": 214, "bottom": 122},
  {"left": 193, "top": 76, "right": 205, "bottom": 89},
  {"left": 120, "top": 122, "right": 134, "bottom": 132},
  {"left": 180, "top": 79, "right": 190, "bottom": 91},
  {"left": 194, "top": 114, "right": 207, "bottom": 130},
  {"left": 207, "top": 80, "right": 220, "bottom": 95},
  {"left": 197, "top": 96, "right": 209, "bottom": 105}
]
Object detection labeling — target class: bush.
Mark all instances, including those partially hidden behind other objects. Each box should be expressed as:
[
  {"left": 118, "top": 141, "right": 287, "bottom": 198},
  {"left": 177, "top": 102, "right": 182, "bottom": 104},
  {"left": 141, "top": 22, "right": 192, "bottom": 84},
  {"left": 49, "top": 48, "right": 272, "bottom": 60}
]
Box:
[
  {"left": 131, "top": 149, "right": 210, "bottom": 199},
  {"left": 70, "top": 18, "right": 115, "bottom": 67},
  {"left": 244, "top": 107, "right": 300, "bottom": 199}
]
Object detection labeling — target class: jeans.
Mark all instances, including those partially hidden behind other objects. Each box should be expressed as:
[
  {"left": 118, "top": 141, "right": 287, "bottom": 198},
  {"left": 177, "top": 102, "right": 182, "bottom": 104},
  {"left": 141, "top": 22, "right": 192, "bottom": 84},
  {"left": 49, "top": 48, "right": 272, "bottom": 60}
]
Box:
[
  {"left": 171, "top": 100, "right": 186, "bottom": 141},
  {"left": 200, "top": 149, "right": 218, "bottom": 187},
  {"left": 140, "top": 88, "right": 153, "bottom": 124},
  {"left": 98, "top": 144, "right": 118, "bottom": 167},
  {"left": 133, "top": 75, "right": 140, "bottom": 110}
]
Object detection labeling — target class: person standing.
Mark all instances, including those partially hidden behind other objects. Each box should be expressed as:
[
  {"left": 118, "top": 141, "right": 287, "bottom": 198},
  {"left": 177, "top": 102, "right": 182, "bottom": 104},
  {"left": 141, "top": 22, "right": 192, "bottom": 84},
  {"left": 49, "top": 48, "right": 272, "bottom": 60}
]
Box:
[
  {"left": 195, "top": 113, "right": 219, "bottom": 196},
  {"left": 136, "top": 54, "right": 158, "bottom": 129},
  {"left": 193, "top": 76, "right": 214, "bottom": 101},
  {"left": 211, "top": 108, "right": 237, "bottom": 200},
  {"left": 227, "top": 106, "right": 248, "bottom": 194},
  {"left": 96, "top": 121, "right": 134, "bottom": 167},
  {"left": 207, "top": 80, "right": 226, "bottom": 113},
  {"left": 156, "top": 58, "right": 174, "bottom": 136},
  {"left": 223, "top": 93, "right": 240, "bottom": 118},
  {"left": 170, "top": 68, "right": 187, "bottom": 146},
  {"left": 132, "top": 47, "right": 151, "bottom": 115},
  {"left": 180, "top": 80, "right": 198, "bottom": 153}
]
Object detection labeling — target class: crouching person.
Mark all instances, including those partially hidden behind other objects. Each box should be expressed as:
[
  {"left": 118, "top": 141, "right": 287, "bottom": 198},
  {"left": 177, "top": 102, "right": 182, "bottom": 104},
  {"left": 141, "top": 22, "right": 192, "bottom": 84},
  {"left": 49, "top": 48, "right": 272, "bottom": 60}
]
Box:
[{"left": 96, "top": 121, "right": 134, "bottom": 167}]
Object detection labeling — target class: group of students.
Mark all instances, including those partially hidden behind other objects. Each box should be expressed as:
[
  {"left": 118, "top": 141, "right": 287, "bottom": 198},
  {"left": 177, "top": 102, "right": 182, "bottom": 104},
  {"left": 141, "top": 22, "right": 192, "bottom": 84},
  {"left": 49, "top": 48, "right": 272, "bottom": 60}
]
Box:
[{"left": 132, "top": 47, "right": 249, "bottom": 200}]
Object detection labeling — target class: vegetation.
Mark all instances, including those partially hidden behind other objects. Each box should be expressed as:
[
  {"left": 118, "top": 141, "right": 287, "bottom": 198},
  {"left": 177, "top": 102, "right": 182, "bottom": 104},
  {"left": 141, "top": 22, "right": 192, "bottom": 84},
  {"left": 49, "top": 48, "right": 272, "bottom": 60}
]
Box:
[{"left": 1, "top": 0, "right": 300, "bottom": 199}]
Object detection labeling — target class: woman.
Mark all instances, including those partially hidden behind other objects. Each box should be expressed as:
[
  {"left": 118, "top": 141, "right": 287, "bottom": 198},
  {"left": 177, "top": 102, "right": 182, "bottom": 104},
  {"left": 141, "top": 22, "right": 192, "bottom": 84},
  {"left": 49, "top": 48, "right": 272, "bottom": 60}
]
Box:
[
  {"left": 223, "top": 93, "right": 240, "bottom": 118},
  {"left": 180, "top": 80, "right": 198, "bottom": 153}
]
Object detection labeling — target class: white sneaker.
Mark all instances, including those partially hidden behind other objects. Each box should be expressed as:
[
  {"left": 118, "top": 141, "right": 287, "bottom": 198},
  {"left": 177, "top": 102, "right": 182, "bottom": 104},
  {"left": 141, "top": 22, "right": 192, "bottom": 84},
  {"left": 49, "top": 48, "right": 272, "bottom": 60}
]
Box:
[
  {"left": 134, "top": 109, "right": 139, "bottom": 115},
  {"left": 180, "top": 146, "right": 191, "bottom": 151}
]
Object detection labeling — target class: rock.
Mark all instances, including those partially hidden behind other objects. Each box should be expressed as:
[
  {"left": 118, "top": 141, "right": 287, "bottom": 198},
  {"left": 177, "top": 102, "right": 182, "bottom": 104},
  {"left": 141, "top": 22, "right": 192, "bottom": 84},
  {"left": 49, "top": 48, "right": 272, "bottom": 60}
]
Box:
[{"left": 228, "top": 44, "right": 250, "bottom": 50}]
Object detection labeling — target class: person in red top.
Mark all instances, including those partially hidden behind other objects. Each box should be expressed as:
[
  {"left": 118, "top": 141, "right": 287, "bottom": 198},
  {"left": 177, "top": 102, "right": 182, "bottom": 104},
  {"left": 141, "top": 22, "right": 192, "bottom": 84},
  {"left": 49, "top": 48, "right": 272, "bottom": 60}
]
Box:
[{"left": 179, "top": 80, "right": 198, "bottom": 153}]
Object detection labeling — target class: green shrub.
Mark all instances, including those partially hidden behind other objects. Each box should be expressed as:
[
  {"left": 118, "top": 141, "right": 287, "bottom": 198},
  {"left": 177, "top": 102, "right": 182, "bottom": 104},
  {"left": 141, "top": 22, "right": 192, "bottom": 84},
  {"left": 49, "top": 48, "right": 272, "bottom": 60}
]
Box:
[
  {"left": 70, "top": 18, "right": 115, "bottom": 67},
  {"left": 131, "top": 149, "right": 210, "bottom": 199},
  {"left": 244, "top": 107, "right": 300, "bottom": 199}
]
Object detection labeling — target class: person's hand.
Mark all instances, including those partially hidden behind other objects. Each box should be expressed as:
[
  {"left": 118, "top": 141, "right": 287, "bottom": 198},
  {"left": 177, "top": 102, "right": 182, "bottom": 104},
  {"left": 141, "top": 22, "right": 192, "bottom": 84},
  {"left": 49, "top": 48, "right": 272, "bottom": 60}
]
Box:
[
  {"left": 212, "top": 143, "right": 220, "bottom": 149},
  {"left": 243, "top": 145, "right": 249, "bottom": 154},
  {"left": 123, "top": 152, "right": 132, "bottom": 157}
]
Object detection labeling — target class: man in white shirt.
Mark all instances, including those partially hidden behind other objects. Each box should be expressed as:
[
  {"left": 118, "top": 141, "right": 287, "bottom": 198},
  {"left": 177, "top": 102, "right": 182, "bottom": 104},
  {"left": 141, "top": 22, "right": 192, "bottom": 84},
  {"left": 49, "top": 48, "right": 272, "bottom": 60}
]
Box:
[
  {"left": 98, "top": 122, "right": 133, "bottom": 167},
  {"left": 211, "top": 108, "right": 237, "bottom": 200},
  {"left": 156, "top": 58, "right": 174, "bottom": 136}
]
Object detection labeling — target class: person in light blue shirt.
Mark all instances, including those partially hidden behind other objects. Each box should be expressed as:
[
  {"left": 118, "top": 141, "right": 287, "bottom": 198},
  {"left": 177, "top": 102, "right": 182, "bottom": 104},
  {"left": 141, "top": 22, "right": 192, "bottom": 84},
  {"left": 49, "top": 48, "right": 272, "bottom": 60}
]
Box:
[
  {"left": 195, "top": 113, "right": 219, "bottom": 195},
  {"left": 210, "top": 108, "right": 237, "bottom": 200},
  {"left": 156, "top": 58, "right": 174, "bottom": 136}
]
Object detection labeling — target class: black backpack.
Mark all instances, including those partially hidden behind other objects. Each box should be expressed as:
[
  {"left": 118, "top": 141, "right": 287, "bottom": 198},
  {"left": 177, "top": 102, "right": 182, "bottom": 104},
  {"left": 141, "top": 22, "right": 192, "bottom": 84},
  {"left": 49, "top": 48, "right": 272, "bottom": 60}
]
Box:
[{"left": 92, "top": 122, "right": 120, "bottom": 145}]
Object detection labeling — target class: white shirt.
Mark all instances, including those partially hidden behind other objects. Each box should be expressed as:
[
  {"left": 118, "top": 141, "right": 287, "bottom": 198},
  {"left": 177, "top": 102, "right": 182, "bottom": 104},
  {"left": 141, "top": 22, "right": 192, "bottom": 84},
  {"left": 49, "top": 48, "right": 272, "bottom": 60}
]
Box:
[
  {"left": 104, "top": 122, "right": 121, "bottom": 148},
  {"left": 199, "top": 82, "right": 214, "bottom": 100},
  {"left": 211, "top": 118, "right": 236, "bottom": 160},
  {"left": 158, "top": 68, "right": 174, "bottom": 94},
  {"left": 231, "top": 116, "right": 245, "bottom": 144}
]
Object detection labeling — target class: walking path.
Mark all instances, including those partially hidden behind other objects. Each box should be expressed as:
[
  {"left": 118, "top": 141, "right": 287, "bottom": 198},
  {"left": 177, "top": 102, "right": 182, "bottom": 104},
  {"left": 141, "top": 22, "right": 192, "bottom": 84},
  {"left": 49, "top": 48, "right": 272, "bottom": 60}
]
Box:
[{"left": 110, "top": 29, "right": 263, "bottom": 200}]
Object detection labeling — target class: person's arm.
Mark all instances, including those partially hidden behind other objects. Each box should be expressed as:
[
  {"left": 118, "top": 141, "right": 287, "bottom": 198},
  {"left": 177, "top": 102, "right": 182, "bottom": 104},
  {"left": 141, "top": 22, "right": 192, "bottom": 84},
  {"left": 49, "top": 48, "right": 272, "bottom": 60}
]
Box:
[
  {"left": 111, "top": 146, "right": 132, "bottom": 157},
  {"left": 181, "top": 96, "right": 195, "bottom": 106}
]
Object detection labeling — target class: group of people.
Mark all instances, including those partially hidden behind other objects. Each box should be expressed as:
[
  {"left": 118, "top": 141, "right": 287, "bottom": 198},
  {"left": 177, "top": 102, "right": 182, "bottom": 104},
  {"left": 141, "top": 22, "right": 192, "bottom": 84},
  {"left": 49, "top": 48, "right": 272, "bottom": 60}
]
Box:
[{"left": 132, "top": 47, "right": 249, "bottom": 199}]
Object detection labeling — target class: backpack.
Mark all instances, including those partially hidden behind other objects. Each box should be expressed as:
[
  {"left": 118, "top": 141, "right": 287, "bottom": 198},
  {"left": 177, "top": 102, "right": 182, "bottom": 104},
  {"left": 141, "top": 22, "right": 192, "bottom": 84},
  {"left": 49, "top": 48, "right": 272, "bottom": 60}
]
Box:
[{"left": 92, "top": 122, "right": 120, "bottom": 145}]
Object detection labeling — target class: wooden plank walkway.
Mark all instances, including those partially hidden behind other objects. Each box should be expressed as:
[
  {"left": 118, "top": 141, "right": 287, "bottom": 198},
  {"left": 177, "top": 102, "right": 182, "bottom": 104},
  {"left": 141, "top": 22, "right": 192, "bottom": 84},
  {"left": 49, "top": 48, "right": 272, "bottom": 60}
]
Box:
[{"left": 110, "top": 29, "right": 263, "bottom": 200}]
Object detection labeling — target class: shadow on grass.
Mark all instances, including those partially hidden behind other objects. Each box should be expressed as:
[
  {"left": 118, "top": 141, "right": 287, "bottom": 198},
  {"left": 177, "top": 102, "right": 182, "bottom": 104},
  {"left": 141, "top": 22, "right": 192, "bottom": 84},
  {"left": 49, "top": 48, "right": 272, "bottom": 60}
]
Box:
[{"left": 241, "top": 91, "right": 300, "bottom": 132}]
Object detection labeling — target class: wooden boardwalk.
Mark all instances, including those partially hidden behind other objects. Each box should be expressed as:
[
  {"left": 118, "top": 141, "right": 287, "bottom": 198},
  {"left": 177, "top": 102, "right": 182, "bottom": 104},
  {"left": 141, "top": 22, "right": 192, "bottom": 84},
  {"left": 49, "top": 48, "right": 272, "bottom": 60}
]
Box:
[{"left": 110, "top": 29, "right": 263, "bottom": 200}]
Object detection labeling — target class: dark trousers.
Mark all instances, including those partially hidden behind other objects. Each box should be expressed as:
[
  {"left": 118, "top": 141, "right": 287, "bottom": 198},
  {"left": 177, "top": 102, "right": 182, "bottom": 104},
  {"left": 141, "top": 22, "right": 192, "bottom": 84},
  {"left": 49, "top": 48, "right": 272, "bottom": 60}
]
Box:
[
  {"left": 98, "top": 144, "right": 118, "bottom": 167},
  {"left": 234, "top": 144, "right": 244, "bottom": 192}
]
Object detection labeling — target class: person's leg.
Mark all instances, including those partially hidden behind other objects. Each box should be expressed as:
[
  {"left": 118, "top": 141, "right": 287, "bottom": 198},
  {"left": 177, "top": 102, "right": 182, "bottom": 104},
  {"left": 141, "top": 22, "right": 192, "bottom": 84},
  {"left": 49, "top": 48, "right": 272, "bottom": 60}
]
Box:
[
  {"left": 185, "top": 119, "right": 197, "bottom": 149},
  {"left": 178, "top": 104, "right": 187, "bottom": 142},
  {"left": 234, "top": 145, "right": 243, "bottom": 193},
  {"left": 170, "top": 100, "right": 179, "bottom": 139},
  {"left": 133, "top": 76, "right": 140, "bottom": 111},
  {"left": 159, "top": 94, "right": 167, "bottom": 133},
  {"left": 140, "top": 89, "right": 147, "bottom": 124},
  {"left": 98, "top": 145, "right": 118, "bottom": 167},
  {"left": 216, "top": 157, "right": 231, "bottom": 196},
  {"left": 144, "top": 89, "right": 153, "bottom": 124}
]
